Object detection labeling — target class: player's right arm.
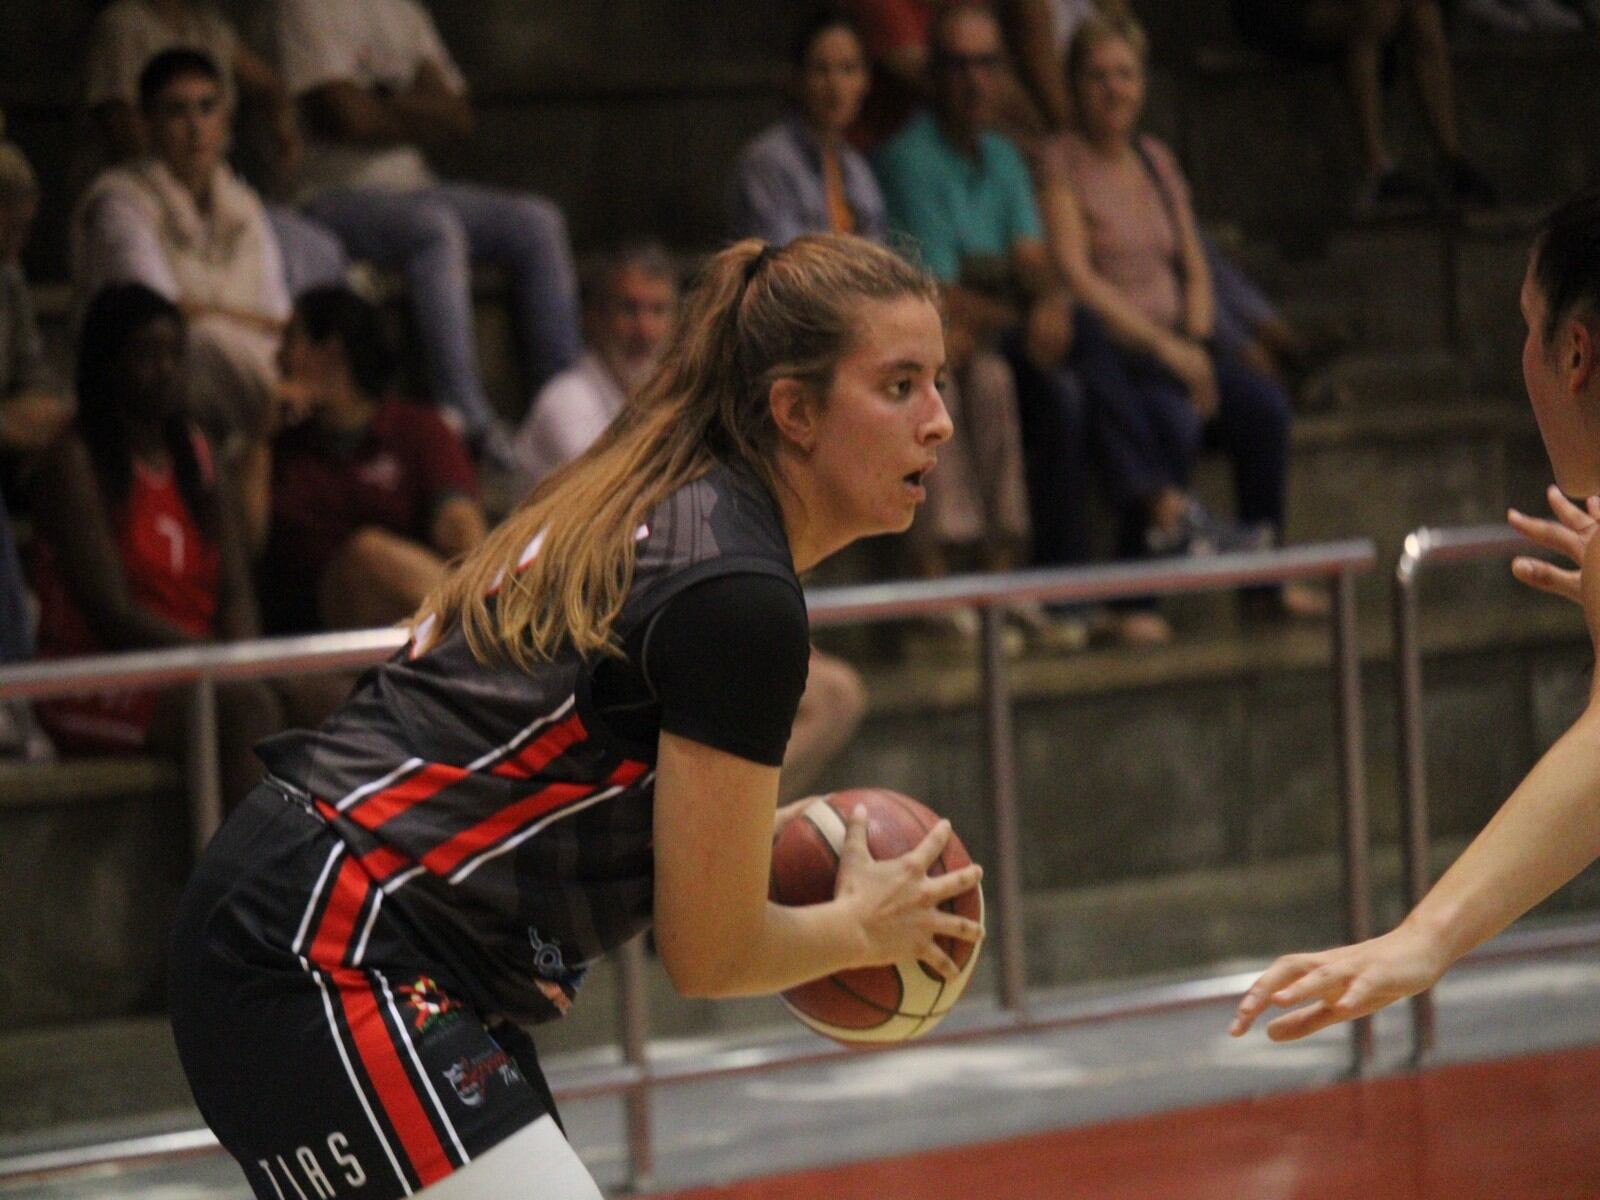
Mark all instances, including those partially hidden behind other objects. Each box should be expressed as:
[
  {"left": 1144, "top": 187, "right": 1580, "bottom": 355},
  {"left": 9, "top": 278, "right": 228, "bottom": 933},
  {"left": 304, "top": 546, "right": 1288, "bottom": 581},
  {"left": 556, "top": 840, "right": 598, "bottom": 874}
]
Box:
[
  {"left": 652, "top": 732, "right": 982, "bottom": 999},
  {"left": 1233, "top": 487, "right": 1600, "bottom": 1041}
]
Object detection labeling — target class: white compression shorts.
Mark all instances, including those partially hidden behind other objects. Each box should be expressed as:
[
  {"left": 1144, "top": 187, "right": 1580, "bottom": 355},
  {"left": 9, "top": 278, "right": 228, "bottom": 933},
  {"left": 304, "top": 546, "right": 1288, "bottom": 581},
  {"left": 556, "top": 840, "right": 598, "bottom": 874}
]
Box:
[{"left": 416, "top": 1115, "right": 603, "bottom": 1199}]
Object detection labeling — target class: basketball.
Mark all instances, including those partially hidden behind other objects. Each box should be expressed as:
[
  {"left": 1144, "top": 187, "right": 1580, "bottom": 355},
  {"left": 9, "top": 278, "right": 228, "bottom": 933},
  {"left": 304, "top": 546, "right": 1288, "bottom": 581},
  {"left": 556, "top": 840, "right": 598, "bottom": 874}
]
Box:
[{"left": 769, "top": 788, "right": 985, "bottom": 1045}]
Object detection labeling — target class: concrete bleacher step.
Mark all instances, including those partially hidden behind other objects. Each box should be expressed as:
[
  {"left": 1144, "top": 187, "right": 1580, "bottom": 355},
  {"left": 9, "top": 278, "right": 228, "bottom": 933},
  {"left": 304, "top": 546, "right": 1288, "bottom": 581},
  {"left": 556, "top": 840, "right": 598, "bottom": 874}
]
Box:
[
  {"left": 0, "top": 758, "right": 186, "bottom": 1029},
  {"left": 1301, "top": 347, "right": 1470, "bottom": 411}
]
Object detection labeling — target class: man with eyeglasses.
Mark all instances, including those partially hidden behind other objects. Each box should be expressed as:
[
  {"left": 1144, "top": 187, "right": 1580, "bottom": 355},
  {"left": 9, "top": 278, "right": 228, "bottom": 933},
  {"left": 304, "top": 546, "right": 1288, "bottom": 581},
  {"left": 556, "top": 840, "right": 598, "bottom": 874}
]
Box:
[{"left": 874, "top": 2, "right": 1096, "bottom": 596}]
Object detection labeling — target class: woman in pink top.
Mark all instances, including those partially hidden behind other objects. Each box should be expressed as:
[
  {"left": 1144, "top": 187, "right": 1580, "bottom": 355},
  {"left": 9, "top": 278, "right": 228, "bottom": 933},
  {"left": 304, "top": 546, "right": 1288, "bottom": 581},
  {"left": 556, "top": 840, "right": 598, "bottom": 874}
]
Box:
[{"left": 1037, "top": 12, "right": 1323, "bottom": 637}]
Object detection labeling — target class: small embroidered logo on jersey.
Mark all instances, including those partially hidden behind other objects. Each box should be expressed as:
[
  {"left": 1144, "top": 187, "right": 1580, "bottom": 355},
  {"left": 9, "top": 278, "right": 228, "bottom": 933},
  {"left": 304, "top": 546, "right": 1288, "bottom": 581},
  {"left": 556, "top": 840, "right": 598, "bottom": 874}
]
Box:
[
  {"left": 443, "top": 1048, "right": 523, "bottom": 1108},
  {"left": 397, "top": 975, "right": 462, "bottom": 1035}
]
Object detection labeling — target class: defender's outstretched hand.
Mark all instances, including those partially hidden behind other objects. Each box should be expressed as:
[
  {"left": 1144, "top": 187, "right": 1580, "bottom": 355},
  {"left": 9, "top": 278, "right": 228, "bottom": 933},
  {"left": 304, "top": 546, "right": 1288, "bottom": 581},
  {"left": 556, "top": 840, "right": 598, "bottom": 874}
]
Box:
[
  {"left": 1509, "top": 486, "right": 1600, "bottom": 609},
  {"left": 1229, "top": 925, "right": 1450, "bottom": 1042}
]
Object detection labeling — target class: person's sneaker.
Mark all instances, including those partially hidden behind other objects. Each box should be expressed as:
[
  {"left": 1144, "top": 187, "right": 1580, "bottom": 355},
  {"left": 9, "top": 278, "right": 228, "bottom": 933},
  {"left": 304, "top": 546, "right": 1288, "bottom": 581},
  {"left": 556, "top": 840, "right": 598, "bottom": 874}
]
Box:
[
  {"left": 1441, "top": 155, "right": 1499, "bottom": 209},
  {"left": 1008, "top": 602, "right": 1091, "bottom": 653},
  {"left": 1354, "top": 166, "right": 1438, "bottom": 218},
  {"left": 1148, "top": 499, "right": 1273, "bottom": 558}
]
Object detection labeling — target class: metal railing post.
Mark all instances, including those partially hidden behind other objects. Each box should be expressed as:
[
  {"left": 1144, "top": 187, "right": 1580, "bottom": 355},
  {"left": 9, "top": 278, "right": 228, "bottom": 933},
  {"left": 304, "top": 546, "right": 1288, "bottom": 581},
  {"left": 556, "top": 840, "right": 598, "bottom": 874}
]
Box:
[
  {"left": 980, "top": 604, "right": 1028, "bottom": 1012},
  {"left": 1394, "top": 541, "right": 1436, "bottom": 1065},
  {"left": 1331, "top": 570, "right": 1374, "bottom": 1074},
  {"left": 615, "top": 935, "right": 654, "bottom": 1192},
  {"left": 187, "top": 673, "right": 222, "bottom": 855}
]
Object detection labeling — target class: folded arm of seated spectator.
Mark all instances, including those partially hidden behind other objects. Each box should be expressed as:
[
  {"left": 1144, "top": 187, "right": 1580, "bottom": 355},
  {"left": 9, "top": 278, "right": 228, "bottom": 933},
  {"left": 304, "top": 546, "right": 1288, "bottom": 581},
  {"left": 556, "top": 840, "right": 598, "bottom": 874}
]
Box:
[
  {"left": 430, "top": 493, "right": 487, "bottom": 563},
  {"left": 1039, "top": 177, "right": 1210, "bottom": 387},
  {"left": 299, "top": 64, "right": 474, "bottom": 150}
]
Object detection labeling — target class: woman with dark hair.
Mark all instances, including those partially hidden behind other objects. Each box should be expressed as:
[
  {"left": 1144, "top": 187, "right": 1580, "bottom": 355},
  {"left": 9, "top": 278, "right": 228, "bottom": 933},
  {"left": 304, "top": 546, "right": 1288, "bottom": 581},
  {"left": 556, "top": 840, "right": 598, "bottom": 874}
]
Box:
[
  {"left": 27, "top": 281, "right": 284, "bottom": 805},
  {"left": 259, "top": 283, "right": 487, "bottom": 633},
  {"left": 1233, "top": 188, "right": 1600, "bottom": 1042},
  {"left": 170, "top": 234, "right": 982, "bottom": 1198},
  {"left": 732, "top": 9, "right": 886, "bottom": 244}
]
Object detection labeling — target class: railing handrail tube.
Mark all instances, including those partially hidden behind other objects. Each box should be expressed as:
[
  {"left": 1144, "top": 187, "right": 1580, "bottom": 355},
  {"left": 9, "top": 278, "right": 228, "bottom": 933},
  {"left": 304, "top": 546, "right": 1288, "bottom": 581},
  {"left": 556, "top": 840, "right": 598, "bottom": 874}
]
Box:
[
  {"left": 0, "top": 539, "right": 1379, "bottom": 1189},
  {"left": 1392, "top": 520, "right": 1542, "bottom": 1067},
  {"left": 0, "top": 542, "right": 1377, "bottom": 702}
]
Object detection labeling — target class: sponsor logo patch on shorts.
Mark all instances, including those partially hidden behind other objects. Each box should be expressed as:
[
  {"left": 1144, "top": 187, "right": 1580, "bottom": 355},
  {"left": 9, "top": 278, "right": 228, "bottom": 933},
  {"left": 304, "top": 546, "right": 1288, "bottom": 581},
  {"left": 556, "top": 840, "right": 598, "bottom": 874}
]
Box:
[
  {"left": 443, "top": 1048, "right": 523, "bottom": 1108},
  {"left": 397, "top": 975, "right": 463, "bottom": 1035}
]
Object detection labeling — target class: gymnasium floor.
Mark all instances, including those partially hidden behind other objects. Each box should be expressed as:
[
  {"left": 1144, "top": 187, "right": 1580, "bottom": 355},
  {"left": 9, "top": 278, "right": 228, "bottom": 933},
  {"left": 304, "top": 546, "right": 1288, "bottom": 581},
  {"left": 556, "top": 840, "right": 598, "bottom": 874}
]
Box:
[{"left": 3, "top": 934, "right": 1598, "bottom": 1199}]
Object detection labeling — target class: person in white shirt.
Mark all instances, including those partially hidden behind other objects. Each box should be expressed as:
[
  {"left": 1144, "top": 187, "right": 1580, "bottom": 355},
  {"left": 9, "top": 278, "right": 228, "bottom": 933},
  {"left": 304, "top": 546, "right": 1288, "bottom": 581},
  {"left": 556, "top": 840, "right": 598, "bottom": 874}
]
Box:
[
  {"left": 509, "top": 243, "right": 678, "bottom": 498},
  {"left": 75, "top": 49, "right": 294, "bottom": 547},
  {"left": 83, "top": 0, "right": 347, "bottom": 297},
  {"left": 76, "top": 50, "right": 288, "bottom": 447},
  {"left": 270, "top": 0, "right": 581, "bottom": 459}
]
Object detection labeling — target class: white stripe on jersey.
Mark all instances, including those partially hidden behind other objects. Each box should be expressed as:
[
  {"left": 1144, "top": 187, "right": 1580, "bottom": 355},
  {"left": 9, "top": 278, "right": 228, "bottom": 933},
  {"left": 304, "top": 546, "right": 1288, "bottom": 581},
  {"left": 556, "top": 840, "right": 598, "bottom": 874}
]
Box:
[
  {"left": 448, "top": 771, "right": 655, "bottom": 885},
  {"left": 336, "top": 758, "right": 426, "bottom": 813},
  {"left": 291, "top": 843, "right": 347, "bottom": 956},
  {"left": 351, "top": 884, "right": 384, "bottom": 966},
  {"left": 466, "top": 695, "right": 576, "bottom": 773}
]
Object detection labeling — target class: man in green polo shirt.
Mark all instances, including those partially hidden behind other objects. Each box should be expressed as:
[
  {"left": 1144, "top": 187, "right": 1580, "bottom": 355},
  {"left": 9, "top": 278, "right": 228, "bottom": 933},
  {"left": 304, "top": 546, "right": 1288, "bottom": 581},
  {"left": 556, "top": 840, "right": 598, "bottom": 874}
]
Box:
[{"left": 875, "top": 1, "right": 1090, "bottom": 586}]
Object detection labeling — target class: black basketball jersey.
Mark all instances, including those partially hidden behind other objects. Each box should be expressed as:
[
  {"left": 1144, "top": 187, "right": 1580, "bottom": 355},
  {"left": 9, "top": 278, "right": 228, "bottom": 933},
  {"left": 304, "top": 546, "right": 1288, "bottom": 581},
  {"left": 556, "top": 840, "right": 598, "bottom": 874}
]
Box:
[{"left": 255, "top": 461, "right": 803, "bottom": 1024}]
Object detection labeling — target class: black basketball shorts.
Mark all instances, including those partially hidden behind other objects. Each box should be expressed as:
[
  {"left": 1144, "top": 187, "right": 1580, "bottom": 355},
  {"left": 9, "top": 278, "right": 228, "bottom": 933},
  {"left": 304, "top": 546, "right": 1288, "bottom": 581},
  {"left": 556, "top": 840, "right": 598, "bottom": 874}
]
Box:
[{"left": 169, "top": 781, "right": 560, "bottom": 1199}]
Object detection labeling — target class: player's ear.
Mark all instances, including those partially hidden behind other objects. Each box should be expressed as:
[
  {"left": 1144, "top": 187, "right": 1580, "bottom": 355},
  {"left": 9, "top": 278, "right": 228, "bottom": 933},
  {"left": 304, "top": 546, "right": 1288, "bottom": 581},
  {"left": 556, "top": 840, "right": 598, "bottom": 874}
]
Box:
[
  {"left": 768, "top": 377, "right": 819, "bottom": 453},
  {"left": 1565, "top": 316, "right": 1598, "bottom": 396}
]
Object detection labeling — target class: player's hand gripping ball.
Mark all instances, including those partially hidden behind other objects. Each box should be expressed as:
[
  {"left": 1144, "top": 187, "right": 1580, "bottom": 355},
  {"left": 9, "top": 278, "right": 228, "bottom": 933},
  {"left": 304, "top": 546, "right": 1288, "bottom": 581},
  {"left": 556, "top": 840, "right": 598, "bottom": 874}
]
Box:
[{"left": 769, "top": 788, "right": 985, "bottom": 1044}]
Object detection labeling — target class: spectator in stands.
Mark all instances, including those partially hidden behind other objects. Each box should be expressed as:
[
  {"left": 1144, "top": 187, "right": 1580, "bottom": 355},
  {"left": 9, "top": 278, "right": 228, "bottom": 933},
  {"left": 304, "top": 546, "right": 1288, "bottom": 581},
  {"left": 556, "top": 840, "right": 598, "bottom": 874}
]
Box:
[
  {"left": 269, "top": 0, "right": 582, "bottom": 462},
  {"left": 84, "top": 0, "right": 347, "bottom": 297},
  {"left": 76, "top": 52, "right": 288, "bottom": 474},
  {"left": 509, "top": 243, "right": 679, "bottom": 498},
  {"left": 1040, "top": 13, "right": 1324, "bottom": 639},
  {"left": 0, "top": 133, "right": 70, "bottom": 757},
  {"left": 875, "top": 3, "right": 1093, "bottom": 648},
  {"left": 260, "top": 284, "right": 486, "bottom": 634},
  {"left": 26, "top": 284, "right": 288, "bottom": 808},
  {"left": 1229, "top": 0, "right": 1498, "bottom": 213},
  {"left": 733, "top": 10, "right": 887, "bottom": 246}
]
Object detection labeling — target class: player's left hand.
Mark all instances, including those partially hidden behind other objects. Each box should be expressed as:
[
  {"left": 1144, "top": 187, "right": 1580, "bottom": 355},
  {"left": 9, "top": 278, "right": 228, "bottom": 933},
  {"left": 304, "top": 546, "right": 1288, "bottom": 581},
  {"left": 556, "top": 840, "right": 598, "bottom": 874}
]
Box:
[
  {"left": 1509, "top": 486, "right": 1600, "bottom": 664},
  {"left": 1229, "top": 925, "right": 1449, "bottom": 1042},
  {"left": 1508, "top": 486, "right": 1600, "bottom": 606}
]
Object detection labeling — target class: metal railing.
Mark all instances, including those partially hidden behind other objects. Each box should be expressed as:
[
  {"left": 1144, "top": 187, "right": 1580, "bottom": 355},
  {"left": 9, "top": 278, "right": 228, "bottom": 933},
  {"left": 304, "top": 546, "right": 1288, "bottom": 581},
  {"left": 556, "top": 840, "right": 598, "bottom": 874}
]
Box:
[
  {"left": 0, "top": 540, "right": 1377, "bottom": 1191},
  {"left": 1392, "top": 523, "right": 1600, "bottom": 1067}
]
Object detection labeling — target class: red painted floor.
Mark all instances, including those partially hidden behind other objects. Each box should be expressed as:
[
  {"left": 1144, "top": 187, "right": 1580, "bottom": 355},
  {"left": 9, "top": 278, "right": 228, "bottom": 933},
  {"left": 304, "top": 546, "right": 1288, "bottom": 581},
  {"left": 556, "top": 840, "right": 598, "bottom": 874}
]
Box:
[{"left": 658, "top": 1047, "right": 1600, "bottom": 1200}]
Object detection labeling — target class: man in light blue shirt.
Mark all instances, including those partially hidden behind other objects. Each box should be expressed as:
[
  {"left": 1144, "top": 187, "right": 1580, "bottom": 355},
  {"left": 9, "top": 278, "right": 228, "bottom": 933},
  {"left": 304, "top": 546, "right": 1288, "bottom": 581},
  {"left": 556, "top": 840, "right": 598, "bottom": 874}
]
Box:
[{"left": 874, "top": 2, "right": 1091, "bottom": 578}]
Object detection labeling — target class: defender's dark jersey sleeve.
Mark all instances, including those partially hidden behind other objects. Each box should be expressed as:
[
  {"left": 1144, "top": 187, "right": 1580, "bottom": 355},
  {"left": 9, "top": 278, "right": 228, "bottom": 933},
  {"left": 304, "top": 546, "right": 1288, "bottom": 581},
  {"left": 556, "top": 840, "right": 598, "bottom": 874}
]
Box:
[{"left": 644, "top": 572, "right": 810, "bottom": 767}]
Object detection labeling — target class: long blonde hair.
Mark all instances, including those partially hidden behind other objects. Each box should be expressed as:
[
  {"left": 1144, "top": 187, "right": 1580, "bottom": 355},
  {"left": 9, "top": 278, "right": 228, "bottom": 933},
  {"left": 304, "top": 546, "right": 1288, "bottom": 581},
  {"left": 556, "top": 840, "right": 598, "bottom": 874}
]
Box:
[{"left": 421, "top": 234, "right": 939, "bottom": 670}]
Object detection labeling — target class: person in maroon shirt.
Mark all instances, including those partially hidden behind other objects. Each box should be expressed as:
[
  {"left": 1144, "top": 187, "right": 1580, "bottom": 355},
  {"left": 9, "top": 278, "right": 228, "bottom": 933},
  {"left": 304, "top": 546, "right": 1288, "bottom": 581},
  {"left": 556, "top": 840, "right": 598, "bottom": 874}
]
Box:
[{"left": 261, "top": 284, "right": 487, "bottom": 633}]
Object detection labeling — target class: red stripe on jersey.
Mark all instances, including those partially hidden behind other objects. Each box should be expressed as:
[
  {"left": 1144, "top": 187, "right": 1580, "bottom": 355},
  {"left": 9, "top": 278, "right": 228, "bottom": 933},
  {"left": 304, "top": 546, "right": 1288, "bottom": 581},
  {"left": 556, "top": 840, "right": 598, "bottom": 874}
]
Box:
[
  {"left": 331, "top": 968, "right": 454, "bottom": 1187},
  {"left": 491, "top": 713, "right": 588, "bottom": 780},
  {"left": 308, "top": 857, "right": 374, "bottom": 969},
  {"left": 349, "top": 761, "right": 471, "bottom": 829},
  {"left": 422, "top": 757, "right": 650, "bottom": 877},
  {"left": 421, "top": 781, "right": 593, "bottom": 876},
  {"left": 359, "top": 845, "right": 414, "bottom": 884}
]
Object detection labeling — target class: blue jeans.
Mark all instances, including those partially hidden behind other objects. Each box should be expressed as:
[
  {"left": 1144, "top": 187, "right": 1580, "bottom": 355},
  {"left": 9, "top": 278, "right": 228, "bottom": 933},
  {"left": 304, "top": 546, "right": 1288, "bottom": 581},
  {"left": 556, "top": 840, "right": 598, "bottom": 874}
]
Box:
[
  {"left": 1001, "top": 329, "right": 1093, "bottom": 569},
  {"left": 306, "top": 183, "right": 582, "bottom": 438},
  {"left": 266, "top": 206, "right": 349, "bottom": 299},
  {"left": 1071, "top": 310, "right": 1291, "bottom": 562},
  {"left": 0, "top": 493, "right": 31, "bottom": 664}
]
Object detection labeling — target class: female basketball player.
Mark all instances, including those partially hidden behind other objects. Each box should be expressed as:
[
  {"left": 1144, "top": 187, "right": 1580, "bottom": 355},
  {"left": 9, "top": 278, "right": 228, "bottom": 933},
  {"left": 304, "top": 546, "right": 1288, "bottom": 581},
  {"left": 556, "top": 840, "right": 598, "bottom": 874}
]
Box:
[
  {"left": 1231, "top": 188, "right": 1600, "bottom": 1043},
  {"left": 168, "top": 234, "right": 985, "bottom": 1198}
]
